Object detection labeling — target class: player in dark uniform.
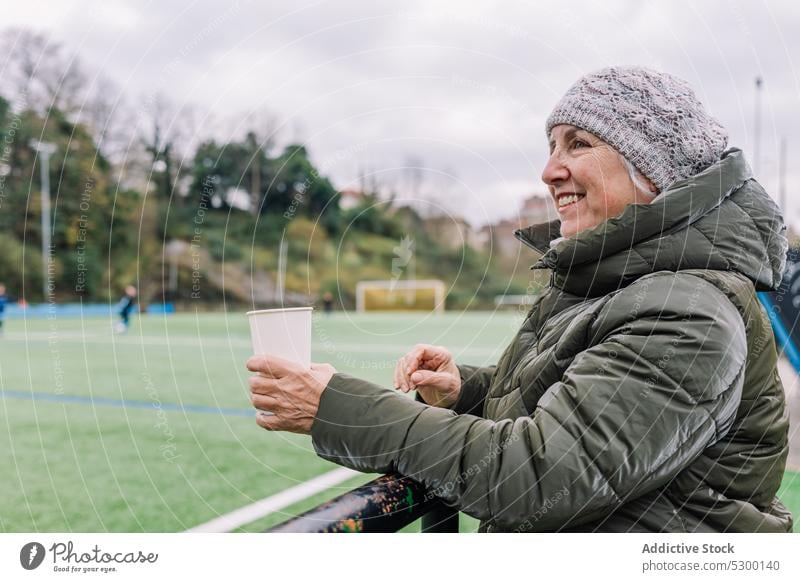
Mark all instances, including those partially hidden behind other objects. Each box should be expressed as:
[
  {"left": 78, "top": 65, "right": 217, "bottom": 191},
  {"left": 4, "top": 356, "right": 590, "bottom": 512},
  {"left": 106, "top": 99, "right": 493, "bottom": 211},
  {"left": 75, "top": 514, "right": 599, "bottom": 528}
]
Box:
[
  {"left": 322, "top": 291, "right": 334, "bottom": 316},
  {"left": 0, "top": 283, "right": 9, "bottom": 336},
  {"left": 116, "top": 285, "right": 138, "bottom": 334}
]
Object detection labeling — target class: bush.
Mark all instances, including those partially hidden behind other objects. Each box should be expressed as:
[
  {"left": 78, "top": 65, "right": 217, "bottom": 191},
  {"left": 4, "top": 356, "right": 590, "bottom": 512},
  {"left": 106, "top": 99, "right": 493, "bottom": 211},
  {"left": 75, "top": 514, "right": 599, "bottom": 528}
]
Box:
[
  {"left": 0, "top": 233, "right": 44, "bottom": 300},
  {"left": 206, "top": 232, "right": 243, "bottom": 262}
]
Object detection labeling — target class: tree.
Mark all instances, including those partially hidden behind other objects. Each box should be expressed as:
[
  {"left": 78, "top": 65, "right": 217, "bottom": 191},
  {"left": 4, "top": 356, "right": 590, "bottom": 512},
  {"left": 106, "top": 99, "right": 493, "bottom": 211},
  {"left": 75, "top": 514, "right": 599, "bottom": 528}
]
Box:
[
  {"left": 188, "top": 139, "right": 239, "bottom": 211},
  {"left": 187, "top": 134, "right": 272, "bottom": 214},
  {"left": 243, "top": 110, "right": 279, "bottom": 214},
  {"left": 81, "top": 74, "right": 135, "bottom": 166},
  {"left": 271, "top": 144, "right": 341, "bottom": 230},
  {"left": 342, "top": 191, "right": 403, "bottom": 239},
  {"left": 139, "top": 93, "right": 195, "bottom": 202},
  {"left": 1, "top": 28, "right": 87, "bottom": 116},
  {"left": 0, "top": 102, "right": 138, "bottom": 300}
]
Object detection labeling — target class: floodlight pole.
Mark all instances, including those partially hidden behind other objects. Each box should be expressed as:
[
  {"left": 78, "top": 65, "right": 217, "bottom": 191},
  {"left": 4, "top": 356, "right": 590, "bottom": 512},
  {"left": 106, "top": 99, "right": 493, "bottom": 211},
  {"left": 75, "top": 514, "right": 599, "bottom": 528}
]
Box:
[
  {"left": 277, "top": 236, "right": 287, "bottom": 304},
  {"left": 778, "top": 137, "right": 786, "bottom": 213},
  {"left": 754, "top": 76, "right": 763, "bottom": 176},
  {"left": 30, "top": 140, "right": 57, "bottom": 300}
]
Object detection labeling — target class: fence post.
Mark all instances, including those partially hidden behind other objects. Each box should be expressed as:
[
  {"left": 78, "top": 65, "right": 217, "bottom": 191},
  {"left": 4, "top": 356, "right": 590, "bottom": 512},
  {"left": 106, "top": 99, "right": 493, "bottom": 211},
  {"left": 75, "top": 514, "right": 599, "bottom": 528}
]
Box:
[
  {"left": 421, "top": 503, "right": 459, "bottom": 532},
  {"left": 266, "top": 474, "right": 459, "bottom": 533}
]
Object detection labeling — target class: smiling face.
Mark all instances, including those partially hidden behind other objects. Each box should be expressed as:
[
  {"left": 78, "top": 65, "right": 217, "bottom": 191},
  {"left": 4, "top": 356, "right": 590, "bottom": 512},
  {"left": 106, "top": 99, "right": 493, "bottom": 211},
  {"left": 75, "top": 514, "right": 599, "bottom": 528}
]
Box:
[{"left": 542, "top": 124, "right": 656, "bottom": 237}]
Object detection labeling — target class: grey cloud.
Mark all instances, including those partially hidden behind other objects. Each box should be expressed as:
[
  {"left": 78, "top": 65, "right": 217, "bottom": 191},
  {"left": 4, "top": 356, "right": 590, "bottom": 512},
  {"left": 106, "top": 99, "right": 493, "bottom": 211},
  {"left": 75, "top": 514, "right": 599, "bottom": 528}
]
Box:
[{"left": 6, "top": 0, "right": 799, "bottom": 225}]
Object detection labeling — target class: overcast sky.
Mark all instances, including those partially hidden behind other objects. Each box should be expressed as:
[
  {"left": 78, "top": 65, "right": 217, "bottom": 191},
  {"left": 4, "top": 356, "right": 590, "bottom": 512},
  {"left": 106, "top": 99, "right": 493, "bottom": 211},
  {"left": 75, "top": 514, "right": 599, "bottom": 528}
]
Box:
[{"left": 4, "top": 0, "right": 799, "bottom": 226}]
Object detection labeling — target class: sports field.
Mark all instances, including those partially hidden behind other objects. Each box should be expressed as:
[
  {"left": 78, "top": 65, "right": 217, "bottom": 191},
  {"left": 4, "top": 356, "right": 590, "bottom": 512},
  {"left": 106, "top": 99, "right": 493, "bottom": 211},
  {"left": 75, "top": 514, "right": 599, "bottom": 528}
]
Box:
[{"left": 1, "top": 311, "right": 798, "bottom": 532}]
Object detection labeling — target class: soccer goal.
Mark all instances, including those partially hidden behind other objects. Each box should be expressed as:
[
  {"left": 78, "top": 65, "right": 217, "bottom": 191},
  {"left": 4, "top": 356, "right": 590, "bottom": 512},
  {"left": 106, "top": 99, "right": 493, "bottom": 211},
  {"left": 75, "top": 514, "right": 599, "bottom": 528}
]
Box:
[
  {"left": 355, "top": 280, "right": 446, "bottom": 313},
  {"left": 494, "top": 294, "right": 536, "bottom": 309}
]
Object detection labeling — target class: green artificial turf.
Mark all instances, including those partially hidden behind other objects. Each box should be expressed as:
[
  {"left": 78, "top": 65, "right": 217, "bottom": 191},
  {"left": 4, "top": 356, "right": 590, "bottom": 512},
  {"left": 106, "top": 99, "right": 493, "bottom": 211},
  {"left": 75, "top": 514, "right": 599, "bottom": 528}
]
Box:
[
  {"left": 0, "top": 311, "right": 511, "bottom": 531},
  {"left": 777, "top": 471, "right": 800, "bottom": 532},
  {"left": 1, "top": 311, "right": 797, "bottom": 532}
]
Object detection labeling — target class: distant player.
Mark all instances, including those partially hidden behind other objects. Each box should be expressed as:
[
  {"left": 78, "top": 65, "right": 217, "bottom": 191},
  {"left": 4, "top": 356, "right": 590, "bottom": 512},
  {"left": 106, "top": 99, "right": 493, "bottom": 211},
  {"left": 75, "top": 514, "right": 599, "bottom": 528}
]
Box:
[
  {"left": 0, "top": 283, "right": 9, "bottom": 336},
  {"left": 322, "top": 291, "right": 334, "bottom": 316},
  {"left": 116, "top": 285, "right": 138, "bottom": 334}
]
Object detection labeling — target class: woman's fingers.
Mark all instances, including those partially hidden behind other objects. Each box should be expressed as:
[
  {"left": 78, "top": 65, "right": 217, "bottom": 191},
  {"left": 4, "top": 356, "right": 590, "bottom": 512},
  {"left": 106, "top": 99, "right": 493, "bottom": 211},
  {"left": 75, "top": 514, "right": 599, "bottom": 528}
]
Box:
[
  {"left": 410, "top": 369, "right": 448, "bottom": 388},
  {"left": 249, "top": 375, "right": 280, "bottom": 413},
  {"left": 393, "top": 344, "right": 455, "bottom": 394},
  {"left": 393, "top": 344, "right": 448, "bottom": 393},
  {"left": 245, "top": 354, "right": 301, "bottom": 378},
  {"left": 393, "top": 357, "right": 403, "bottom": 390},
  {"left": 250, "top": 392, "right": 279, "bottom": 412},
  {"left": 394, "top": 354, "right": 409, "bottom": 392},
  {"left": 404, "top": 347, "right": 428, "bottom": 391},
  {"left": 399, "top": 345, "right": 431, "bottom": 392},
  {"left": 248, "top": 374, "right": 281, "bottom": 396},
  {"left": 246, "top": 358, "right": 332, "bottom": 436},
  {"left": 255, "top": 411, "right": 281, "bottom": 431}
]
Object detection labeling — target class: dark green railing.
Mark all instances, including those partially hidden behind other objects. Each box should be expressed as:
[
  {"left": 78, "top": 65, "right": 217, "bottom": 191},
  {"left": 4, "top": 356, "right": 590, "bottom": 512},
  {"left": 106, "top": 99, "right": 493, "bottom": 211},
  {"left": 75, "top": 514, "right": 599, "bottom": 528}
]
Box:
[{"left": 266, "top": 474, "right": 459, "bottom": 533}]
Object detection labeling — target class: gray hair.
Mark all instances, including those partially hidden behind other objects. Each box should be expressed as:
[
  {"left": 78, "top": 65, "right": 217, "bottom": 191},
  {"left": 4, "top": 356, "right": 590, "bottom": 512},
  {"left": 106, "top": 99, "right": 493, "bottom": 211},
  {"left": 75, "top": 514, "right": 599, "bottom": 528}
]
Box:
[
  {"left": 546, "top": 66, "right": 728, "bottom": 191},
  {"left": 620, "top": 155, "right": 658, "bottom": 198}
]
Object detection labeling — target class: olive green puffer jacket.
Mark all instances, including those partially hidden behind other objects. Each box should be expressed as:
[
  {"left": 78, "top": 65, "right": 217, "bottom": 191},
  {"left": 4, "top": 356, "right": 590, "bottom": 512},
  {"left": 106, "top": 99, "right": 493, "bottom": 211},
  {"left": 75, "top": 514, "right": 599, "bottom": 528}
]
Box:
[{"left": 311, "top": 148, "right": 793, "bottom": 532}]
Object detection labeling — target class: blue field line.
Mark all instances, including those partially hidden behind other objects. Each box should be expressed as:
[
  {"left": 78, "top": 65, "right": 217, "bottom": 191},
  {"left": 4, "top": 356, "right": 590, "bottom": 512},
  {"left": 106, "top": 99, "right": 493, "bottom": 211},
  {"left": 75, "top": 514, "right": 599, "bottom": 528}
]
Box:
[
  {"left": 0, "top": 389, "right": 255, "bottom": 417},
  {"left": 758, "top": 292, "right": 800, "bottom": 375},
  {"left": 3, "top": 302, "right": 174, "bottom": 319}
]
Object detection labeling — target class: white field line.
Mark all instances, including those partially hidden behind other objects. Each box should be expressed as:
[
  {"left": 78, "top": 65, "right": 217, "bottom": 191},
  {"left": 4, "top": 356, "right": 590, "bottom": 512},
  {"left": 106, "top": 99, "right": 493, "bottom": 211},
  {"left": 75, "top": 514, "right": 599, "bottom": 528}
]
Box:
[
  {"left": 5, "top": 331, "right": 501, "bottom": 358},
  {"left": 185, "top": 467, "right": 360, "bottom": 533},
  {"left": 777, "top": 356, "right": 800, "bottom": 472}
]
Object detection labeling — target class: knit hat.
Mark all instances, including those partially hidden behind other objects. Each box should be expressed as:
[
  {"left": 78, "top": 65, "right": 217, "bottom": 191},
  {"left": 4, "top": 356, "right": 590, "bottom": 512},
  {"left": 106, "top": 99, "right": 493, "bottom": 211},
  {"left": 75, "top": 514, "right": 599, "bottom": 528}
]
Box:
[{"left": 545, "top": 66, "right": 728, "bottom": 192}]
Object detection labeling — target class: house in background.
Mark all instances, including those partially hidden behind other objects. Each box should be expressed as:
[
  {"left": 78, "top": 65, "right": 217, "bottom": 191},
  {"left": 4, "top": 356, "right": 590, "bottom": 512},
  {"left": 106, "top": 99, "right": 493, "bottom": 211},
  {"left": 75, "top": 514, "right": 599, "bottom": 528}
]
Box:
[
  {"left": 407, "top": 193, "right": 556, "bottom": 257},
  {"left": 519, "top": 194, "right": 555, "bottom": 227},
  {"left": 424, "top": 214, "right": 478, "bottom": 251},
  {"left": 338, "top": 188, "right": 365, "bottom": 210},
  {"left": 473, "top": 194, "right": 555, "bottom": 257}
]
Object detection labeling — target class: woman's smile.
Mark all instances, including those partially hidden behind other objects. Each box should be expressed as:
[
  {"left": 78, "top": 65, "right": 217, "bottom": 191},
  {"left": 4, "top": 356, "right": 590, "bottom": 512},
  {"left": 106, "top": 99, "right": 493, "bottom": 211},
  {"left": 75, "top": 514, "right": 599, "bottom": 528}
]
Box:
[
  {"left": 543, "top": 125, "right": 656, "bottom": 237},
  {"left": 555, "top": 191, "right": 587, "bottom": 215}
]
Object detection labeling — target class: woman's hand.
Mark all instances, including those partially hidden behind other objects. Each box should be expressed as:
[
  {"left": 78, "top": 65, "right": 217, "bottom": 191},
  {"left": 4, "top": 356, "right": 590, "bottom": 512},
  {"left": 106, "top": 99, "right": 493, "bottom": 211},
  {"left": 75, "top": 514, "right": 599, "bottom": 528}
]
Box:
[
  {"left": 246, "top": 355, "right": 336, "bottom": 435},
  {"left": 394, "top": 344, "right": 461, "bottom": 409}
]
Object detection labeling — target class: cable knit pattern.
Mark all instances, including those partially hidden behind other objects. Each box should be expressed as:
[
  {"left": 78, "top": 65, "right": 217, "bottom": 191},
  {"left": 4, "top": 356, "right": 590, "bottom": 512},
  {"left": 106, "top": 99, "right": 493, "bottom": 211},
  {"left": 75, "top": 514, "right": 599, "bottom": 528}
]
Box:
[{"left": 545, "top": 66, "right": 729, "bottom": 191}]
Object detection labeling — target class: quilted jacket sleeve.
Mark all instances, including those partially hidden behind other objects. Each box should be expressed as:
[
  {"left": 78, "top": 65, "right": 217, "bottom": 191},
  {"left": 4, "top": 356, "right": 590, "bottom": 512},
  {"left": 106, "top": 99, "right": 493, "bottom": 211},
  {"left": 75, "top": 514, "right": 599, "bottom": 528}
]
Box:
[
  {"left": 450, "top": 364, "right": 495, "bottom": 416},
  {"left": 413, "top": 365, "right": 494, "bottom": 416},
  {"left": 310, "top": 273, "right": 747, "bottom": 531}
]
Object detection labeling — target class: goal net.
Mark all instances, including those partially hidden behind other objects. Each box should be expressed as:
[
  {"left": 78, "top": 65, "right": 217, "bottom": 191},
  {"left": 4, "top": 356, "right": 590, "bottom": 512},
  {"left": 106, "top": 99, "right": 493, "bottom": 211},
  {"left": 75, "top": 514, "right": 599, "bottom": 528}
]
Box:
[{"left": 355, "top": 280, "right": 446, "bottom": 313}]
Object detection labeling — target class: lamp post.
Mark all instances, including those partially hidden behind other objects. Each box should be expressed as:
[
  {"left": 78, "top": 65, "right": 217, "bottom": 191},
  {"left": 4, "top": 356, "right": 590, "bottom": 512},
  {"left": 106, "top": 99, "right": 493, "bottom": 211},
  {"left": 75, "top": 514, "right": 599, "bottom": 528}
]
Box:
[
  {"left": 29, "top": 140, "right": 57, "bottom": 300},
  {"left": 754, "top": 76, "right": 763, "bottom": 177},
  {"left": 778, "top": 137, "right": 786, "bottom": 214}
]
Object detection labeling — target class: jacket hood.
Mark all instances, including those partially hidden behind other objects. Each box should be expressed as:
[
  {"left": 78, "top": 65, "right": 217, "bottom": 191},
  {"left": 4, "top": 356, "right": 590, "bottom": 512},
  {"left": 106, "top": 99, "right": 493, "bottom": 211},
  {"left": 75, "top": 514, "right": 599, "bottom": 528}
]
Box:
[{"left": 515, "top": 148, "right": 787, "bottom": 297}]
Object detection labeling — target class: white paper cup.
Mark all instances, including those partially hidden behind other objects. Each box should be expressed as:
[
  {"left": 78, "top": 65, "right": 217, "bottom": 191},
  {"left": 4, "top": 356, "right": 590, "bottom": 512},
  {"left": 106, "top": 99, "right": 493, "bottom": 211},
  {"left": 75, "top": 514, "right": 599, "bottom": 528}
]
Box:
[{"left": 247, "top": 307, "right": 313, "bottom": 368}]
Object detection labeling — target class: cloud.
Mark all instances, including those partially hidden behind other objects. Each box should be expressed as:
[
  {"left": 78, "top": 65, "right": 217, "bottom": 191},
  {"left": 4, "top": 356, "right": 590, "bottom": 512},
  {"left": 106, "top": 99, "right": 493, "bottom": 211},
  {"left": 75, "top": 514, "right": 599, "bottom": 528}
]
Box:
[{"left": 4, "top": 0, "right": 799, "bottom": 225}]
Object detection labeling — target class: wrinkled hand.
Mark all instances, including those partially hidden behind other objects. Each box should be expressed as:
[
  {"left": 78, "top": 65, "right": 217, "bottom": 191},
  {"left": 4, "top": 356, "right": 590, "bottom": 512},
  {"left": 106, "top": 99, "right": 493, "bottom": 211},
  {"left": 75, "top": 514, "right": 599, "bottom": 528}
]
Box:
[
  {"left": 246, "top": 355, "right": 336, "bottom": 435},
  {"left": 394, "top": 344, "right": 461, "bottom": 409}
]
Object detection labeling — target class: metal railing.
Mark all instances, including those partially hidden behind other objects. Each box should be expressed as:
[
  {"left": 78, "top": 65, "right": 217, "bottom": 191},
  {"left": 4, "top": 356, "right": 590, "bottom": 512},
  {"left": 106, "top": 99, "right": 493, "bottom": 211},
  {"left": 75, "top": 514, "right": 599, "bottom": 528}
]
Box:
[{"left": 267, "top": 474, "right": 459, "bottom": 533}]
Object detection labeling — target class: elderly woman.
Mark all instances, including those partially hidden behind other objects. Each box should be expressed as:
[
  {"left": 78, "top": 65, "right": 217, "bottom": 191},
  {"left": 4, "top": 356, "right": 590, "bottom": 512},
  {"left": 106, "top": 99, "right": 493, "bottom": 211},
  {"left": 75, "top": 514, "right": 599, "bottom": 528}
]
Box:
[{"left": 247, "top": 66, "right": 793, "bottom": 532}]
